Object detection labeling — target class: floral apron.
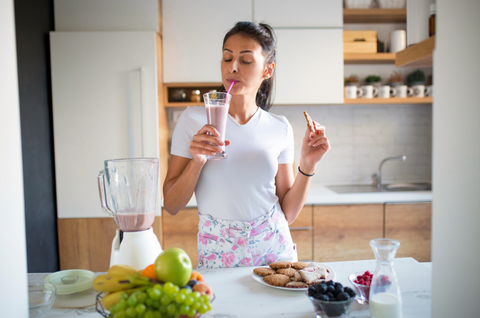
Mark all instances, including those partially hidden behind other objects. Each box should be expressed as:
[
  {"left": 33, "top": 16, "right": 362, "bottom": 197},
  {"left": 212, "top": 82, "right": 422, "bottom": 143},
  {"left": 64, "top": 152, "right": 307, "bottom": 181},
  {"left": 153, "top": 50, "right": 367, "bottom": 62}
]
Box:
[{"left": 197, "top": 202, "right": 298, "bottom": 269}]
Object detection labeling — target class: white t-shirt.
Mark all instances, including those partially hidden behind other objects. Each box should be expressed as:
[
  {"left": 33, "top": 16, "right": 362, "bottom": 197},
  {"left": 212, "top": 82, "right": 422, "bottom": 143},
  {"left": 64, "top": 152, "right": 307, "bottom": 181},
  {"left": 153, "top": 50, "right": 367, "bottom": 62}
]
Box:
[{"left": 171, "top": 106, "right": 294, "bottom": 221}]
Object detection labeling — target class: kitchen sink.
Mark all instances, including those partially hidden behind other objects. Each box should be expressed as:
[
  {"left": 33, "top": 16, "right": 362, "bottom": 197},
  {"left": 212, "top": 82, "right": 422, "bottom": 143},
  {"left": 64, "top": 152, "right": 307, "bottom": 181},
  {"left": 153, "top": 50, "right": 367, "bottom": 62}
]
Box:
[{"left": 327, "top": 183, "right": 431, "bottom": 194}]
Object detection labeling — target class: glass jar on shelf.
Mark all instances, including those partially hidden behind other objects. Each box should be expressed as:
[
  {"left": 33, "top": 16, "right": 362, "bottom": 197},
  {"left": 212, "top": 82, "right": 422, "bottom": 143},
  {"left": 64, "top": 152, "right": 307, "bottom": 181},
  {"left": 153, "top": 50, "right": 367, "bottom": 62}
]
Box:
[
  {"left": 172, "top": 89, "right": 186, "bottom": 102},
  {"left": 190, "top": 90, "right": 201, "bottom": 103}
]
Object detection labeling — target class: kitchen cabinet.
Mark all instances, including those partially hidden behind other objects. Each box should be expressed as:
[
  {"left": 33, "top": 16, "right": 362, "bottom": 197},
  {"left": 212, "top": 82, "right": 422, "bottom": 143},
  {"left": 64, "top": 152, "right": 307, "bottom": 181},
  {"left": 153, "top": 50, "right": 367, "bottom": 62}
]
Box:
[
  {"left": 313, "top": 204, "right": 384, "bottom": 262},
  {"left": 384, "top": 202, "right": 432, "bottom": 262},
  {"left": 254, "top": 0, "right": 342, "bottom": 28},
  {"left": 162, "top": 0, "right": 252, "bottom": 83},
  {"left": 274, "top": 28, "right": 344, "bottom": 104}
]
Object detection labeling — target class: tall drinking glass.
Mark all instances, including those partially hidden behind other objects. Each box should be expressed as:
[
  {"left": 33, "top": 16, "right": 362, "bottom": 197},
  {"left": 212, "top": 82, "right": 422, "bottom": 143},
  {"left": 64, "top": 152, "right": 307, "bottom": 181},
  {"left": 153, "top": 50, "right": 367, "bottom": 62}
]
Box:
[{"left": 204, "top": 92, "right": 231, "bottom": 160}]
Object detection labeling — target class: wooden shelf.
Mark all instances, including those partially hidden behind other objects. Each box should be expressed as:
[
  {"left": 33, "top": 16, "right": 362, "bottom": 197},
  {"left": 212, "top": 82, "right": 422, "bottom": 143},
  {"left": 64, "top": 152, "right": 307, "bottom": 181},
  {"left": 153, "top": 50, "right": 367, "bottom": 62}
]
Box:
[
  {"left": 396, "top": 36, "right": 435, "bottom": 68},
  {"left": 344, "top": 97, "right": 432, "bottom": 104},
  {"left": 164, "top": 82, "right": 221, "bottom": 107},
  {"left": 343, "top": 9, "right": 406, "bottom": 23},
  {"left": 344, "top": 53, "right": 396, "bottom": 64}
]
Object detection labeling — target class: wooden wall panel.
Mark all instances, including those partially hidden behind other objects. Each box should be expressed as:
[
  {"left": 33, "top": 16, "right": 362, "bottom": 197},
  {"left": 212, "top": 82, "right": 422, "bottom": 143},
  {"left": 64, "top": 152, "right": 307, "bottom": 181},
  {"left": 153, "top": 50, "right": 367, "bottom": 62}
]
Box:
[
  {"left": 58, "top": 217, "right": 163, "bottom": 272},
  {"left": 290, "top": 205, "right": 313, "bottom": 261},
  {"left": 313, "top": 204, "right": 383, "bottom": 262},
  {"left": 162, "top": 208, "right": 199, "bottom": 268},
  {"left": 385, "top": 203, "right": 432, "bottom": 262}
]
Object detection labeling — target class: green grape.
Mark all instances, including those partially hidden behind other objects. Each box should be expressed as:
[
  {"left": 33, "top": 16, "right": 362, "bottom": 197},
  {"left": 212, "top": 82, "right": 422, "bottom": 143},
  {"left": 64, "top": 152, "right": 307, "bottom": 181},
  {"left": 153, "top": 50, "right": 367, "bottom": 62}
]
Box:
[
  {"left": 160, "top": 294, "right": 172, "bottom": 306},
  {"left": 152, "top": 311, "right": 161, "bottom": 318},
  {"left": 173, "top": 285, "right": 180, "bottom": 293},
  {"left": 158, "top": 304, "right": 167, "bottom": 315},
  {"left": 113, "top": 310, "right": 127, "bottom": 318},
  {"left": 144, "top": 310, "right": 155, "bottom": 318},
  {"left": 145, "top": 298, "right": 153, "bottom": 308},
  {"left": 136, "top": 304, "right": 147, "bottom": 315},
  {"left": 136, "top": 292, "right": 147, "bottom": 304},
  {"left": 205, "top": 303, "right": 212, "bottom": 311},
  {"left": 192, "top": 301, "right": 202, "bottom": 310},
  {"left": 127, "top": 295, "right": 138, "bottom": 307},
  {"left": 164, "top": 282, "right": 175, "bottom": 291},
  {"left": 180, "top": 304, "right": 190, "bottom": 315},
  {"left": 153, "top": 284, "right": 163, "bottom": 291},
  {"left": 187, "top": 308, "right": 197, "bottom": 318},
  {"left": 200, "top": 295, "right": 209, "bottom": 304},
  {"left": 179, "top": 288, "right": 189, "bottom": 296},
  {"left": 109, "top": 303, "right": 119, "bottom": 315},
  {"left": 148, "top": 288, "right": 162, "bottom": 300},
  {"left": 166, "top": 303, "right": 176, "bottom": 316},
  {"left": 175, "top": 293, "right": 186, "bottom": 304},
  {"left": 192, "top": 291, "right": 201, "bottom": 299},
  {"left": 117, "top": 300, "right": 127, "bottom": 311},
  {"left": 151, "top": 300, "right": 161, "bottom": 309},
  {"left": 184, "top": 296, "right": 195, "bottom": 306},
  {"left": 120, "top": 292, "right": 129, "bottom": 301},
  {"left": 197, "top": 304, "right": 207, "bottom": 314},
  {"left": 125, "top": 307, "right": 137, "bottom": 318}
]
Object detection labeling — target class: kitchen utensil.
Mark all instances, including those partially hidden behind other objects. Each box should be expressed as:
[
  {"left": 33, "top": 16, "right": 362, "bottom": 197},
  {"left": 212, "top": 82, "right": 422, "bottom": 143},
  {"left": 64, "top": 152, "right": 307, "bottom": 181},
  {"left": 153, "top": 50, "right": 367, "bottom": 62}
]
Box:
[
  {"left": 29, "top": 282, "right": 56, "bottom": 318},
  {"left": 45, "top": 270, "right": 94, "bottom": 295},
  {"left": 204, "top": 92, "right": 232, "bottom": 160},
  {"left": 227, "top": 80, "right": 235, "bottom": 94},
  {"left": 369, "top": 238, "right": 402, "bottom": 318},
  {"left": 412, "top": 84, "right": 431, "bottom": 97},
  {"left": 361, "top": 85, "right": 379, "bottom": 99},
  {"left": 348, "top": 272, "right": 372, "bottom": 304},
  {"left": 97, "top": 158, "right": 162, "bottom": 270},
  {"left": 395, "top": 85, "right": 413, "bottom": 98},
  {"left": 389, "top": 30, "right": 406, "bottom": 53},
  {"left": 379, "top": 85, "right": 396, "bottom": 98},
  {"left": 306, "top": 290, "right": 356, "bottom": 318},
  {"left": 345, "top": 85, "right": 363, "bottom": 99}
]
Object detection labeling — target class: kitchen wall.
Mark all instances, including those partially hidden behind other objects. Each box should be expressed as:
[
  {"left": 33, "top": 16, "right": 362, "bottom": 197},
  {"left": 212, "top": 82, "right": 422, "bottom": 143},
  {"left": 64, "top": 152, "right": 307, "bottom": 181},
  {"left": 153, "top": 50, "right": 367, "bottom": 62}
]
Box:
[{"left": 167, "top": 103, "right": 432, "bottom": 186}]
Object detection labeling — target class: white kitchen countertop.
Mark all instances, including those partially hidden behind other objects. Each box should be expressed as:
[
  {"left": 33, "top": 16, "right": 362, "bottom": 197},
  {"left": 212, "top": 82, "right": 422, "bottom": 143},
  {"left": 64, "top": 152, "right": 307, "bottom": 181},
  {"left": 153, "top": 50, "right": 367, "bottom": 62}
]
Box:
[
  {"left": 182, "top": 185, "right": 432, "bottom": 208},
  {"left": 36, "top": 257, "right": 432, "bottom": 318}
]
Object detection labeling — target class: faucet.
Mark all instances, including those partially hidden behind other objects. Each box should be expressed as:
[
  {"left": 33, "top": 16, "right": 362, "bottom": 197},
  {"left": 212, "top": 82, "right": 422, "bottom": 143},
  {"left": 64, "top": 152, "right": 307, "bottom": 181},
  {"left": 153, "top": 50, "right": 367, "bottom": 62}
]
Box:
[{"left": 372, "top": 155, "right": 407, "bottom": 189}]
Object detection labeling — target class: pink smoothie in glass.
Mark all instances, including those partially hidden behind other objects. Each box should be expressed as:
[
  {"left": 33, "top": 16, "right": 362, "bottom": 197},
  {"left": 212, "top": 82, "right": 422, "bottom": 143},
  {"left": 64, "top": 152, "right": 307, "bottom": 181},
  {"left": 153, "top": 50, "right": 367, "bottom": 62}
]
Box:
[
  {"left": 206, "top": 105, "right": 228, "bottom": 152},
  {"left": 114, "top": 210, "right": 155, "bottom": 232}
]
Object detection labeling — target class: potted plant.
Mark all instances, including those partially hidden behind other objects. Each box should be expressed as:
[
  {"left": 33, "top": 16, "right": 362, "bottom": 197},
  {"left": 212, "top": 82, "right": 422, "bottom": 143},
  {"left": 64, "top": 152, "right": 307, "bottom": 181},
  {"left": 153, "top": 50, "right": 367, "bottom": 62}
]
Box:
[
  {"left": 345, "top": 75, "right": 359, "bottom": 86},
  {"left": 406, "top": 69, "right": 426, "bottom": 85},
  {"left": 389, "top": 71, "right": 403, "bottom": 86},
  {"left": 365, "top": 75, "right": 382, "bottom": 87}
]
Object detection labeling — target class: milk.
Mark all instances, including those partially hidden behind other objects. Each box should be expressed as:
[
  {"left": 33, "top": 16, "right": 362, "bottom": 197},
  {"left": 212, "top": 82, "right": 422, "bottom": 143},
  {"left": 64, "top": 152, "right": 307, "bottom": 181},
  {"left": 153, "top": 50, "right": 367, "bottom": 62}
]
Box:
[{"left": 370, "top": 293, "right": 402, "bottom": 318}]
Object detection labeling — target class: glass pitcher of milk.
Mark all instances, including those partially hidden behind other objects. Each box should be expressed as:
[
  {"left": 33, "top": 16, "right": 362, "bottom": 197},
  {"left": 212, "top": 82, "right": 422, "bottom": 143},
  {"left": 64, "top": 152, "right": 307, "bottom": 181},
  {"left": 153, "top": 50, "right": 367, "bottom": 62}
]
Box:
[{"left": 369, "top": 238, "right": 402, "bottom": 318}]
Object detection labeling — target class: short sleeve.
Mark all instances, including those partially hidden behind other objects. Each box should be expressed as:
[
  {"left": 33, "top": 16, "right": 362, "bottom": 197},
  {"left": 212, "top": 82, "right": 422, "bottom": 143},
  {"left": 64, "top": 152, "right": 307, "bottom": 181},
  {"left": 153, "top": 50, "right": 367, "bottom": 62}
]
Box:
[
  {"left": 277, "top": 117, "right": 294, "bottom": 164},
  {"left": 171, "top": 107, "right": 193, "bottom": 159}
]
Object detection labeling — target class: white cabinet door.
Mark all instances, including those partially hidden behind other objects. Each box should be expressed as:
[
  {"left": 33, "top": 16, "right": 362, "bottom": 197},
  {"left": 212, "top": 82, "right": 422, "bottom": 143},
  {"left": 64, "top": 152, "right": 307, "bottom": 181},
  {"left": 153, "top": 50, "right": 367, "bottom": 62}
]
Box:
[
  {"left": 274, "top": 29, "right": 344, "bottom": 104},
  {"left": 254, "top": 0, "right": 342, "bottom": 28},
  {"left": 162, "top": 0, "right": 252, "bottom": 83},
  {"left": 54, "top": 0, "right": 159, "bottom": 31},
  {"left": 50, "top": 32, "right": 160, "bottom": 218}
]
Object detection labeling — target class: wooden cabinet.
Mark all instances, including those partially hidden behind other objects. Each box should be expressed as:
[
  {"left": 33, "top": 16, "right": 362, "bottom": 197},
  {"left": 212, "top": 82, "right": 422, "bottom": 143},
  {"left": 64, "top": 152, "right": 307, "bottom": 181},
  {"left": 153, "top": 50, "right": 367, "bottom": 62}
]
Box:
[
  {"left": 162, "top": 0, "right": 252, "bottom": 83},
  {"left": 384, "top": 202, "right": 432, "bottom": 262},
  {"left": 290, "top": 206, "right": 314, "bottom": 261},
  {"left": 162, "top": 208, "right": 200, "bottom": 268},
  {"left": 254, "top": 0, "right": 342, "bottom": 28},
  {"left": 274, "top": 28, "right": 344, "bottom": 105},
  {"left": 313, "top": 204, "right": 384, "bottom": 262}
]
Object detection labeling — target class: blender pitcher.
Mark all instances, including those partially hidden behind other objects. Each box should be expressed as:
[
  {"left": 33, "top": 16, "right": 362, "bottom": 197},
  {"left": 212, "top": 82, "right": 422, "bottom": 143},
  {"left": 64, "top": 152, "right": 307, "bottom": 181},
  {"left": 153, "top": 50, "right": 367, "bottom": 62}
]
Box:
[{"left": 97, "top": 158, "right": 161, "bottom": 269}]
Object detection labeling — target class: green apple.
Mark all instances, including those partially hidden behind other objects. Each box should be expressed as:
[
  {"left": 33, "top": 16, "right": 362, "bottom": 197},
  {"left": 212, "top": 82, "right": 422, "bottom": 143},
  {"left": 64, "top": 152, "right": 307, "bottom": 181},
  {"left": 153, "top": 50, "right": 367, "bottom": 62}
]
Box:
[{"left": 154, "top": 247, "right": 192, "bottom": 286}]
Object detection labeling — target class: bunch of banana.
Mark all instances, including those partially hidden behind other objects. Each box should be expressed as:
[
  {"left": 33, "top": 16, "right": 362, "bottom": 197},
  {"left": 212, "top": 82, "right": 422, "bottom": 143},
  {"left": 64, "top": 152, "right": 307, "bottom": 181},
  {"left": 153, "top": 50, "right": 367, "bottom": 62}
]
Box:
[{"left": 94, "top": 265, "right": 154, "bottom": 310}]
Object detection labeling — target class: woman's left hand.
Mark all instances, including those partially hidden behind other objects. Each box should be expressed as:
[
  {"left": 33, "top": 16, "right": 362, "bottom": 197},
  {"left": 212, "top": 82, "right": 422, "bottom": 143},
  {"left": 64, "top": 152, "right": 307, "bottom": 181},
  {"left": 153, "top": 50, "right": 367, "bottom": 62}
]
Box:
[{"left": 299, "top": 121, "right": 331, "bottom": 174}]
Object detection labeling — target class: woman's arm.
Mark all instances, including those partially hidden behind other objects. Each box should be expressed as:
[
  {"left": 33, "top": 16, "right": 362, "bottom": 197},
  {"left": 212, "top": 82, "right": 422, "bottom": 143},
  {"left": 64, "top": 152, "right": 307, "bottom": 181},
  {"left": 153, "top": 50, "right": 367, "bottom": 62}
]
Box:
[{"left": 276, "top": 123, "right": 330, "bottom": 224}]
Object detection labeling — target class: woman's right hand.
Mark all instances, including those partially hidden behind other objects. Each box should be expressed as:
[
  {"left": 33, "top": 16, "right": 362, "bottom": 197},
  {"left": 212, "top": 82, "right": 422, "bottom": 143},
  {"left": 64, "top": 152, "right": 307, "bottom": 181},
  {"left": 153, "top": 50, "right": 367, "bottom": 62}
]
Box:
[{"left": 189, "top": 125, "right": 230, "bottom": 164}]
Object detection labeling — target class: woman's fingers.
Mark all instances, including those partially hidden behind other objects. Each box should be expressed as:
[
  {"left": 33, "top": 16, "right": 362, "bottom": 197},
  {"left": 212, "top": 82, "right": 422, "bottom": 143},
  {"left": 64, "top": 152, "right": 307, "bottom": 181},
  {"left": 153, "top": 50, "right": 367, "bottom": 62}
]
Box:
[
  {"left": 190, "top": 139, "right": 222, "bottom": 153},
  {"left": 192, "top": 133, "right": 224, "bottom": 146},
  {"left": 198, "top": 124, "right": 220, "bottom": 137},
  {"left": 311, "top": 137, "right": 329, "bottom": 148}
]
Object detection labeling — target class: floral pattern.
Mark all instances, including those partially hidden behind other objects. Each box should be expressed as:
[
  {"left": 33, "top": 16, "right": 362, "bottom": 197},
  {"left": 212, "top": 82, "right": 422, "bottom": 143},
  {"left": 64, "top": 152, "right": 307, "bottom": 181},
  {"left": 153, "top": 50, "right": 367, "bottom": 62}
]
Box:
[{"left": 197, "top": 203, "right": 298, "bottom": 269}]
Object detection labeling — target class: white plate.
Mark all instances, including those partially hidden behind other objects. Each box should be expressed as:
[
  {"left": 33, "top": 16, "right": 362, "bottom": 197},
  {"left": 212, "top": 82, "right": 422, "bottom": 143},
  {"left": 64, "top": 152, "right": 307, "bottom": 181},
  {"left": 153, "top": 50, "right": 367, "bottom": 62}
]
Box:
[{"left": 251, "top": 263, "right": 336, "bottom": 291}]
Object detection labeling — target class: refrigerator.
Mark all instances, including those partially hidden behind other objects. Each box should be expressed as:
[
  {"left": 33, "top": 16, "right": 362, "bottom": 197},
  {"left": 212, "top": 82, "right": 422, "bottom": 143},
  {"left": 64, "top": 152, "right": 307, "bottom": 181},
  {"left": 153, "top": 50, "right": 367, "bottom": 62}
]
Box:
[{"left": 50, "top": 31, "right": 161, "bottom": 219}]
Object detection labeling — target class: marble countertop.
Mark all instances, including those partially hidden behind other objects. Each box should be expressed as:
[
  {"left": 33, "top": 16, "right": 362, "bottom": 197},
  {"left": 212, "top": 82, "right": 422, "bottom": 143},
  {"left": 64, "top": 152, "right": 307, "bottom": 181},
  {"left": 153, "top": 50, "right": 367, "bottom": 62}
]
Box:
[
  {"left": 182, "top": 185, "right": 432, "bottom": 208},
  {"left": 37, "top": 257, "right": 432, "bottom": 318}
]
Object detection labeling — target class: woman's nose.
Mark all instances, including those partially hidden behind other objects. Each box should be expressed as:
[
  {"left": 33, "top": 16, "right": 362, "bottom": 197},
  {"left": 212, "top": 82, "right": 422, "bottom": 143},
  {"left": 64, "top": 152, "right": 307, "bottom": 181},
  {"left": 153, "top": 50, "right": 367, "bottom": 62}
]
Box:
[{"left": 229, "top": 60, "right": 238, "bottom": 73}]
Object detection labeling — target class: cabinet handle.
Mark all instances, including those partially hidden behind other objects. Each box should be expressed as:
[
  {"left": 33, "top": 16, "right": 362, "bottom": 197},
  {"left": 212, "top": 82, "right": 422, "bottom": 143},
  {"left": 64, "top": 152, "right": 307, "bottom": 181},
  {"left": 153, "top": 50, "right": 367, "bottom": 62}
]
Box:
[{"left": 289, "top": 227, "right": 313, "bottom": 231}]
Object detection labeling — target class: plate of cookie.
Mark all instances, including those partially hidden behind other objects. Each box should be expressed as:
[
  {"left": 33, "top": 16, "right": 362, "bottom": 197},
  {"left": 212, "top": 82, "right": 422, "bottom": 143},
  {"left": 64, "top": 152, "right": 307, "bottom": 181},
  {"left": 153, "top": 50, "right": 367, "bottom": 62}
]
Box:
[{"left": 252, "top": 261, "right": 335, "bottom": 291}]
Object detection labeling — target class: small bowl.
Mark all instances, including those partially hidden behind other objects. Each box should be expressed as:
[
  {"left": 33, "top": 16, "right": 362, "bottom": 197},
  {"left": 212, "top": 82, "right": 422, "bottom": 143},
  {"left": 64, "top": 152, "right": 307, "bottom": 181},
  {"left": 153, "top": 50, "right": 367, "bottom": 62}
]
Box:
[
  {"left": 348, "top": 272, "right": 370, "bottom": 305},
  {"left": 306, "top": 291, "right": 356, "bottom": 318},
  {"left": 29, "top": 282, "right": 56, "bottom": 318}
]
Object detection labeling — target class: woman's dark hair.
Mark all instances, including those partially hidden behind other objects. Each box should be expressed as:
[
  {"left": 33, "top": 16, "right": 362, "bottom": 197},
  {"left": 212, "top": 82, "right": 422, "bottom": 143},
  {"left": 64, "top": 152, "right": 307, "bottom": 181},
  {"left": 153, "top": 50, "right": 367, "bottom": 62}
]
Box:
[{"left": 219, "top": 21, "right": 276, "bottom": 111}]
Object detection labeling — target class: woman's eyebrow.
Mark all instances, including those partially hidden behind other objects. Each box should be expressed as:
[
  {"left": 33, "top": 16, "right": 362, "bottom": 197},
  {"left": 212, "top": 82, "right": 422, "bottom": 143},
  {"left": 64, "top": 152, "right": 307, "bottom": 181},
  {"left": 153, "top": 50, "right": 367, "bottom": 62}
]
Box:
[{"left": 223, "top": 48, "right": 255, "bottom": 54}]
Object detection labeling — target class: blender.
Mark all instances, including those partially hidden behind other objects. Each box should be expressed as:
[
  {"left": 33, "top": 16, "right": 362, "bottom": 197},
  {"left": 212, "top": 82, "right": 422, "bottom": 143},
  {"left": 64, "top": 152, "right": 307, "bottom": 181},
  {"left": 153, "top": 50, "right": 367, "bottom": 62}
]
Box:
[{"left": 97, "top": 158, "right": 162, "bottom": 270}]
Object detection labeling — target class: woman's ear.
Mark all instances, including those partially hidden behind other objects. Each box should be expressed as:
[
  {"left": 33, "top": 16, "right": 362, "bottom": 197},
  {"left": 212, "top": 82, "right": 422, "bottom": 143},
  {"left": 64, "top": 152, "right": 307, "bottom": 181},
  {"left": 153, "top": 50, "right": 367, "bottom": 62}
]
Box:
[{"left": 263, "top": 62, "right": 275, "bottom": 79}]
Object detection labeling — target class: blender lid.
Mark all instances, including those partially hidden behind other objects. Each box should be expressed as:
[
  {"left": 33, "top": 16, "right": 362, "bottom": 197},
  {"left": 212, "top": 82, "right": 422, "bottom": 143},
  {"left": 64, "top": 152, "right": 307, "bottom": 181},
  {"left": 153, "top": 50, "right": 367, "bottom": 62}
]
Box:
[{"left": 45, "top": 269, "right": 95, "bottom": 295}]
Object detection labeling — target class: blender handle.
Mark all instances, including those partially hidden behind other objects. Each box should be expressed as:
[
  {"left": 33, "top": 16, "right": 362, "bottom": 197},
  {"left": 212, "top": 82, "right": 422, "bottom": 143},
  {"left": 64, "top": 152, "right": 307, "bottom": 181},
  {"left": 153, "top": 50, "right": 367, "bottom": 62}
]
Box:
[{"left": 97, "top": 170, "right": 114, "bottom": 216}]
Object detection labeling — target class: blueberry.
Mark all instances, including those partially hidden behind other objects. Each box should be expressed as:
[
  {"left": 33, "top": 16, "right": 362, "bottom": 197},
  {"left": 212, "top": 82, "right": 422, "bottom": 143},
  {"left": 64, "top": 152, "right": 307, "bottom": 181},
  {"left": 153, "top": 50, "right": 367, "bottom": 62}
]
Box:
[
  {"left": 325, "top": 280, "right": 334, "bottom": 286},
  {"left": 326, "top": 292, "right": 335, "bottom": 299},
  {"left": 334, "top": 287, "right": 344, "bottom": 296},
  {"left": 308, "top": 286, "right": 316, "bottom": 296},
  {"left": 315, "top": 283, "right": 328, "bottom": 294},
  {"left": 327, "top": 284, "right": 335, "bottom": 294},
  {"left": 344, "top": 287, "right": 356, "bottom": 298},
  {"left": 318, "top": 294, "right": 329, "bottom": 301},
  {"left": 334, "top": 282, "right": 343, "bottom": 290},
  {"left": 336, "top": 292, "right": 350, "bottom": 301},
  {"left": 187, "top": 280, "right": 199, "bottom": 288}
]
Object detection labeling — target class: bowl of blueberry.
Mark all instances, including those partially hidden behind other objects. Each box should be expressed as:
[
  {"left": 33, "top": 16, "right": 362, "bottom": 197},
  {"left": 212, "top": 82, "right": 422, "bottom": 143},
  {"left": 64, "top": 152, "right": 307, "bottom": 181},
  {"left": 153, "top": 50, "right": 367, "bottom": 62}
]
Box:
[{"left": 307, "top": 280, "right": 357, "bottom": 318}]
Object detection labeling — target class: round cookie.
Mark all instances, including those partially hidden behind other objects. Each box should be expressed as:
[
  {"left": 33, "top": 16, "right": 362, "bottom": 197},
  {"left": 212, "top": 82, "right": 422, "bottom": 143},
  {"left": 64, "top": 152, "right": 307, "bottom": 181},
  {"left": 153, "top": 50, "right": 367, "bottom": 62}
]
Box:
[
  {"left": 268, "top": 261, "right": 293, "bottom": 270},
  {"left": 292, "top": 261, "right": 310, "bottom": 270},
  {"left": 263, "top": 274, "right": 291, "bottom": 287},
  {"left": 277, "top": 268, "right": 297, "bottom": 277},
  {"left": 253, "top": 267, "right": 277, "bottom": 276}
]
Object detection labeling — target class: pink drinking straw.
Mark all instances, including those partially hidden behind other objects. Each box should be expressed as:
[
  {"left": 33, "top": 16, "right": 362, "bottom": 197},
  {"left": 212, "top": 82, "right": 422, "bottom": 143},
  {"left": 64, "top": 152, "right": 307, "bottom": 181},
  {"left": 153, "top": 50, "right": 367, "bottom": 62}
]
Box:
[{"left": 227, "top": 81, "right": 235, "bottom": 94}]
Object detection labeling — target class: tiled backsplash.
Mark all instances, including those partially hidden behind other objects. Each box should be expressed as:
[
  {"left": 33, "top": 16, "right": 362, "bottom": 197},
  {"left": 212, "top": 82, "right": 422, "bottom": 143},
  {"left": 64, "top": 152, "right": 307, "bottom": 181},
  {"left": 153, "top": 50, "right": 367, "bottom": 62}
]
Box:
[{"left": 167, "top": 104, "right": 432, "bottom": 186}]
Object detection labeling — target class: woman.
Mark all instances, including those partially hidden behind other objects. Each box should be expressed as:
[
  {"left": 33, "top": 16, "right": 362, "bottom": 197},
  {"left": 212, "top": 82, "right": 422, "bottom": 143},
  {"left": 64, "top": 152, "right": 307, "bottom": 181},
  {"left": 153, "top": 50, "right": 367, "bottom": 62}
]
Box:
[{"left": 163, "top": 22, "right": 330, "bottom": 268}]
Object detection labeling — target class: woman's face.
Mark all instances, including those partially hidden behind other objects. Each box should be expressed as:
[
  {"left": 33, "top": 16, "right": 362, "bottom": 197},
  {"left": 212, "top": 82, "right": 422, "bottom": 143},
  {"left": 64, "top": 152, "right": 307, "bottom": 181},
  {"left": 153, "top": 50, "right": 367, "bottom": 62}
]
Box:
[{"left": 221, "top": 34, "right": 273, "bottom": 97}]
